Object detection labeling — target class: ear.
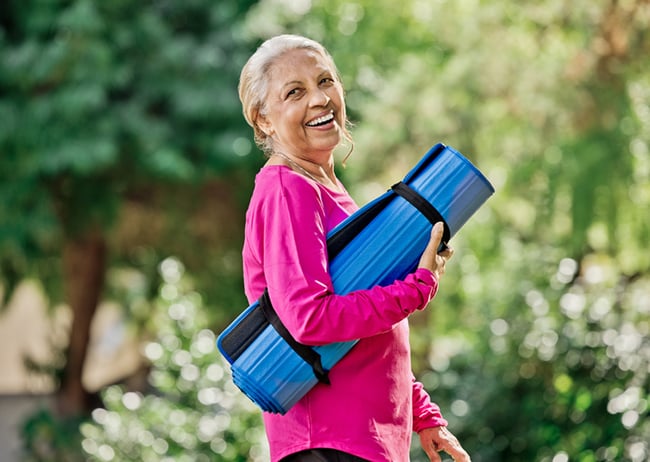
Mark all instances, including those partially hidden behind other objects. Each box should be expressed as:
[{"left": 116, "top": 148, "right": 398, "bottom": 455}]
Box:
[{"left": 256, "top": 112, "right": 274, "bottom": 137}]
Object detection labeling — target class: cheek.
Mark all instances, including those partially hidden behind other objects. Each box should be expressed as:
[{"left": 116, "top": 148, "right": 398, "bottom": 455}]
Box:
[{"left": 333, "top": 89, "right": 346, "bottom": 117}]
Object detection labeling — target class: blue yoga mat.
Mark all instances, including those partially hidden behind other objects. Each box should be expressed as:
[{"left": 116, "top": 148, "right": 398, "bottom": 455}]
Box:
[{"left": 217, "top": 143, "right": 495, "bottom": 414}]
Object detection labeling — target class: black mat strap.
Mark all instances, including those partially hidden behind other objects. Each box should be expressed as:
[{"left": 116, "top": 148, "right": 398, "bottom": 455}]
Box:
[
  {"left": 258, "top": 289, "right": 331, "bottom": 385},
  {"left": 391, "top": 181, "right": 451, "bottom": 249}
]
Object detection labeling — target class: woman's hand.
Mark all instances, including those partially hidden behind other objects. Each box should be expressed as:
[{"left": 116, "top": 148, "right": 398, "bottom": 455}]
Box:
[
  {"left": 418, "top": 426, "right": 471, "bottom": 462},
  {"left": 418, "top": 222, "right": 454, "bottom": 279}
]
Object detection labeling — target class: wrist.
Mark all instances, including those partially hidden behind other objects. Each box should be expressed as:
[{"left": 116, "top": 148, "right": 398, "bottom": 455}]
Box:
[{"left": 414, "top": 267, "right": 437, "bottom": 286}]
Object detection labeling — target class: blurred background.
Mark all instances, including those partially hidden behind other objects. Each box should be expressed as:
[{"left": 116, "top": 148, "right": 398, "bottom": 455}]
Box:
[{"left": 0, "top": 0, "right": 648, "bottom": 461}]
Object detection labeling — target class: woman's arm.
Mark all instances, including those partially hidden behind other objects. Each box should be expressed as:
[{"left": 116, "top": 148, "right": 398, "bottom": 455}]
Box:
[{"left": 412, "top": 378, "right": 471, "bottom": 461}]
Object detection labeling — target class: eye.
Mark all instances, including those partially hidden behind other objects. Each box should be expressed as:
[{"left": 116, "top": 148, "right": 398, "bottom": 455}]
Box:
[
  {"left": 320, "top": 77, "right": 335, "bottom": 86},
  {"left": 285, "top": 87, "right": 302, "bottom": 99}
]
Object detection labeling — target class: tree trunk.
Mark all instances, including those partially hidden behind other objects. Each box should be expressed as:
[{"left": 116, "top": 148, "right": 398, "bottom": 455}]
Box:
[{"left": 56, "top": 230, "right": 107, "bottom": 417}]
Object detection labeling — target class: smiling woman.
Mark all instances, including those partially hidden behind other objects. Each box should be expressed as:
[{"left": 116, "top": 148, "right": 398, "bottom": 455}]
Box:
[{"left": 233, "top": 34, "right": 470, "bottom": 462}]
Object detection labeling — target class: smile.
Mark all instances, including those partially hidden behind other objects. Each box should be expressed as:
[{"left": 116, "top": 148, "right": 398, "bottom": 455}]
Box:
[{"left": 306, "top": 112, "right": 335, "bottom": 127}]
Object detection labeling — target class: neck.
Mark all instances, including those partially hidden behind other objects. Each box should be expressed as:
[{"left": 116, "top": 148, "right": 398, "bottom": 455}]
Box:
[{"left": 272, "top": 151, "right": 339, "bottom": 191}]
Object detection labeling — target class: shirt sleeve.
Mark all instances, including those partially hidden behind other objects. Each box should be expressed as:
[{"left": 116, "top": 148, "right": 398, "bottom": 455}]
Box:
[
  {"left": 412, "top": 376, "right": 448, "bottom": 432},
  {"left": 252, "top": 169, "right": 438, "bottom": 345}
]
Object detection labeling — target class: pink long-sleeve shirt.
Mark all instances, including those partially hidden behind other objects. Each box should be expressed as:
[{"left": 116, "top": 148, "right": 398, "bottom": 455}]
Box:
[{"left": 242, "top": 165, "right": 448, "bottom": 462}]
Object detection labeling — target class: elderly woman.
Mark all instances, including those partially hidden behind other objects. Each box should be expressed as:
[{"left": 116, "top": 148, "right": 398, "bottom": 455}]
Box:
[{"left": 238, "top": 34, "right": 470, "bottom": 462}]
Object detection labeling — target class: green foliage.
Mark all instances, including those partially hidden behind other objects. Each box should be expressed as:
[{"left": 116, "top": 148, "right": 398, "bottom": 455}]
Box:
[
  {"left": 2, "top": 0, "right": 265, "bottom": 458},
  {"left": 21, "top": 408, "right": 86, "bottom": 462},
  {"left": 0, "top": 0, "right": 260, "bottom": 307},
  {"left": 421, "top": 253, "right": 649, "bottom": 462},
  {"left": 80, "top": 257, "right": 267, "bottom": 461}
]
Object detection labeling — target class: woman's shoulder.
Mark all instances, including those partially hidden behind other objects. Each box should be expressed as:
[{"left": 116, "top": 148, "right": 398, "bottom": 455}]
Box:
[{"left": 250, "top": 165, "right": 322, "bottom": 207}]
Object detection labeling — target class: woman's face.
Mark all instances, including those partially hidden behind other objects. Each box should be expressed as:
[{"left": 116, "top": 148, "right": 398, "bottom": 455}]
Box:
[{"left": 258, "top": 48, "right": 346, "bottom": 160}]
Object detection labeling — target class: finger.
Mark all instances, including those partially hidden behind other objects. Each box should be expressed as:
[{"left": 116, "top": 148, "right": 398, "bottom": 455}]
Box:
[
  {"left": 439, "top": 439, "right": 471, "bottom": 462},
  {"left": 438, "top": 245, "right": 454, "bottom": 259},
  {"left": 446, "top": 447, "right": 471, "bottom": 462},
  {"left": 425, "top": 447, "right": 442, "bottom": 462},
  {"left": 428, "top": 222, "right": 444, "bottom": 249},
  {"left": 420, "top": 435, "right": 442, "bottom": 462},
  {"left": 428, "top": 427, "right": 471, "bottom": 462},
  {"left": 420, "top": 224, "right": 444, "bottom": 265}
]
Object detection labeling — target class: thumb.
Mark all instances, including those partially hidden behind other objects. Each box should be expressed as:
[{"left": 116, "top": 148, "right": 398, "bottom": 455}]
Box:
[
  {"left": 428, "top": 222, "right": 445, "bottom": 251},
  {"left": 418, "top": 222, "right": 445, "bottom": 272}
]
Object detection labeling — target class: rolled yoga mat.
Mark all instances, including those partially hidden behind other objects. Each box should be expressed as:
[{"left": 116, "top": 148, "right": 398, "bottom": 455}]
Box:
[{"left": 217, "top": 143, "right": 495, "bottom": 414}]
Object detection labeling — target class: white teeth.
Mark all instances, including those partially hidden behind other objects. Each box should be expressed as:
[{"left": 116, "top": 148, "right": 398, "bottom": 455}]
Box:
[{"left": 307, "top": 113, "right": 334, "bottom": 126}]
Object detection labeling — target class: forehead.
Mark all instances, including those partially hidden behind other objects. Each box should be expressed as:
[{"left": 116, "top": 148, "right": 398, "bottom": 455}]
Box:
[{"left": 268, "top": 48, "right": 333, "bottom": 82}]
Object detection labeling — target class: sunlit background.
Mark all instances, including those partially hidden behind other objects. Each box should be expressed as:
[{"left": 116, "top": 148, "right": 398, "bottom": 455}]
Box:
[{"left": 0, "top": 1, "right": 648, "bottom": 461}]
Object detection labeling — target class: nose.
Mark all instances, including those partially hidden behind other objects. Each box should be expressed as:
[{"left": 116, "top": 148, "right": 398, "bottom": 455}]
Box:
[{"left": 311, "top": 88, "right": 331, "bottom": 107}]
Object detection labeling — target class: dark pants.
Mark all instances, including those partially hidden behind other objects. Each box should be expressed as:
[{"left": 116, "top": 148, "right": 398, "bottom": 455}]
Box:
[{"left": 281, "top": 448, "right": 369, "bottom": 462}]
